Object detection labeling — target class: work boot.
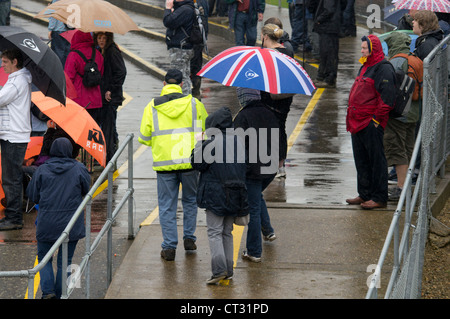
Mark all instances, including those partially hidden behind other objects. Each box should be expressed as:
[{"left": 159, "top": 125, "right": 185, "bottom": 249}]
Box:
[
  {"left": 160, "top": 248, "right": 176, "bottom": 261},
  {"left": 184, "top": 238, "right": 197, "bottom": 251}
]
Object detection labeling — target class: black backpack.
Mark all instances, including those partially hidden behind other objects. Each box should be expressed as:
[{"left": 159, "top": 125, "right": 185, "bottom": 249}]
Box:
[
  {"left": 377, "top": 60, "right": 415, "bottom": 119},
  {"left": 72, "top": 47, "right": 102, "bottom": 88},
  {"left": 181, "top": 3, "right": 207, "bottom": 46}
]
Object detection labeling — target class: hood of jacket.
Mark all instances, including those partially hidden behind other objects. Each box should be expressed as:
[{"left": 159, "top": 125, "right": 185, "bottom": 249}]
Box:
[
  {"left": 8, "top": 67, "right": 32, "bottom": 84},
  {"left": 205, "top": 106, "right": 232, "bottom": 131},
  {"left": 173, "top": 0, "right": 194, "bottom": 9},
  {"left": 47, "top": 137, "right": 76, "bottom": 174},
  {"left": 360, "top": 34, "right": 385, "bottom": 67},
  {"left": 154, "top": 84, "right": 190, "bottom": 118},
  {"left": 385, "top": 31, "right": 411, "bottom": 58},
  {"left": 70, "top": 30, "right": 94, "bottom": 51}
]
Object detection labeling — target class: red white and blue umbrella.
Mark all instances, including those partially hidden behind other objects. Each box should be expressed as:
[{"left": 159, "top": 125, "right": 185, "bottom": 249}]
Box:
[
  {"left": 197, "top": 46, "right": 316, "bottom": 95},
  {"left": 394, "top": 0, "right": 450, "bottom": 13}
]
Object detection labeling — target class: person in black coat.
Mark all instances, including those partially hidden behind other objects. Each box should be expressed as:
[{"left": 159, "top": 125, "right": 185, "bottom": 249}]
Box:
[
  {"left": 26, "top": 137, "right": 91, "bottom": 299},
  {"left": 95, "top": 32, "right": 127, "bottom": 165},
  {"left": 191, "top": 106, "right": 248, "bottom": 284},
  {"left": 312, "top": 0, "right": 341, "bottom": 88},
  {"left": 412, "top": 10, "right": 445, "bottom": 61},
  {"left": 233, "top": 88, "right": 279, "bottom": 262},
  {"left": 164, "top": 0, "right": 197, "bottom": 94}
]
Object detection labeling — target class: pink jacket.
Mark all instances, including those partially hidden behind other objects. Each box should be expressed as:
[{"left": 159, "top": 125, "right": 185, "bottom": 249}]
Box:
[{"left": 65, "top": 31, "right": 104, "bottom": 109}]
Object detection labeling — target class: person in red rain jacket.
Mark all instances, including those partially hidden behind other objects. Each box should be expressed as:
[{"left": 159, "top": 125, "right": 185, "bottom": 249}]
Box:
[
  {"left": 65, "top": 30, "right": 104, "bottom": 125},
  {"left": 345, "top": 34, "right": 396, "bottom": 210}
]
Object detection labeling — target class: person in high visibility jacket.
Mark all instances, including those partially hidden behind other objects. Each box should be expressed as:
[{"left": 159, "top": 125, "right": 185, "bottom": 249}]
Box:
[{"left": 139, "top": 69, "right": 208, "bottom": 261}]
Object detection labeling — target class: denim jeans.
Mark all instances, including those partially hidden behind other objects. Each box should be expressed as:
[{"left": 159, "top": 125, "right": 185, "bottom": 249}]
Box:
[
  {"left": 291, "top": 5, "right": 312, "bottom": 51},
  {"left": 234, "top": 11, "right": 257, "bottom": 46},
  {"left": 156, "top": 170, "right": 198, "bottom": 250},
  {"left": 0, "top": 1, "right": 10, "bottom": 26},
  {"left": 205, "top": 210, "right": 234, "bottom": 277},
  {"left": 37, "top": 240, "right": 78, "bottom": 298},
  {"left": 245, "top": 175, "right": 275, "bottom": 258},
  {"left": 1, "top": 140, "right": 27, "bottom": 224}
]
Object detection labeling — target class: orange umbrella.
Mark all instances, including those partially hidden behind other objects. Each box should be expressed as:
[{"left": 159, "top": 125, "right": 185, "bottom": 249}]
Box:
[
  {"left": 35, "top": 0, "right": 140, "bottom": 35},
  {"left": 25, "top": 136, "right": 44, "bottom": 160},
  {"left": 31, "top": 91, "right": 106, "bottom": 167}
]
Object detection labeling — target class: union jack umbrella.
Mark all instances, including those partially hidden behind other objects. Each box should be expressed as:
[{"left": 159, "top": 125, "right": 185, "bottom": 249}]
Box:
[
  {"left": 394, "top": 0, "right": 450, "bottom": 13},
  {"left": 197, "top": 46, "right": 316, "bottom": 95}
]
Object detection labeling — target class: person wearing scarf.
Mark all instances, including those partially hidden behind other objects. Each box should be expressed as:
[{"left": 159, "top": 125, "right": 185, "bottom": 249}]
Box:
[{"left": 345, "top": 34, "right": 396, "bottom": 210}]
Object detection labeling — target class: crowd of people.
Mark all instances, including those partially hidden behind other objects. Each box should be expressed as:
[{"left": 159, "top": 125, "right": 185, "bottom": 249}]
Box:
[{"left": 0, "top": 0, "right": 447, "bottom": 296}]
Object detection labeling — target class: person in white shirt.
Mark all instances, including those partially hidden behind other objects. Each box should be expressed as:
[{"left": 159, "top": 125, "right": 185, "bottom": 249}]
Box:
[{"left": 0, "top": 48, "right": 32, "bottom": 231}]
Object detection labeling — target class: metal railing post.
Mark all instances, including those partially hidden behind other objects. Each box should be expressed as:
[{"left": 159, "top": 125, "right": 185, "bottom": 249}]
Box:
[{"left": 128, "top": 135, "right": 134, "bottom": 239}]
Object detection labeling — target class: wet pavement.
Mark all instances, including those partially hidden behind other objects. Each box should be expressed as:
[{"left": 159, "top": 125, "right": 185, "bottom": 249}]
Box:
[{"left": 0, "top": 0, "right": 449, "bottom": 301}]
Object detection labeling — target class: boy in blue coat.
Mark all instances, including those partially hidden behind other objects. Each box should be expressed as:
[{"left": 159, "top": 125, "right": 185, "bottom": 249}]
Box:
[{"left": 26, "top": 137, "right": 91, "bottom": 299}]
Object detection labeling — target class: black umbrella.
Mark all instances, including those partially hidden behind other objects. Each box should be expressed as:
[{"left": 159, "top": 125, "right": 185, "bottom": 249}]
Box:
[{"left": 0, "top": 26, "right": 66, "bottom": 105}]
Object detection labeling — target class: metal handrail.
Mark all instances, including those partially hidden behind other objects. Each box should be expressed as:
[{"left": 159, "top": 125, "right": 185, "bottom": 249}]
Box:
[{"left": 0, "top": 133, "right": 135, "bottom": 299}]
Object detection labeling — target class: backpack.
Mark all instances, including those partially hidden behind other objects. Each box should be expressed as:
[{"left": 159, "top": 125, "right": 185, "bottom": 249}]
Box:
[
  {"left": 392, "top": 53, "right": 423, "bottom": 101},
  {"left": 380, "top": 59, "right": 415, "bottom": 119},
  {"left": 72, "top": 47, "right": 102, "bottom": 88},
  {"left": 181, "top": 2, "right": 207, "bottom": 47}
]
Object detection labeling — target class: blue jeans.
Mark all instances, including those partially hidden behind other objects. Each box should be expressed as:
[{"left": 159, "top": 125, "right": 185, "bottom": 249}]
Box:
[
  {"left": 156, "top": 170, "right": 198, "bottom": 250},
  {"left": 1, "top": 140, "right": 27, "bottom": 224},
  {"left": 291, "top": 5, "right": 312, "bottom": 51},
  {"left": 234, "top": 11, "right": 257, "bottom": 46},
  {"left": 245, "top": 176, "right": 275, "bottom": 258},
  {"left": 37, "top": 240, "right": 78, "bottom": 298}
]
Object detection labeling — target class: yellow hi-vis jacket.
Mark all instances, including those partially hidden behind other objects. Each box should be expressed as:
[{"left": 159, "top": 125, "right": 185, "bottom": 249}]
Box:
[{"left": 138, "top": 84, "right": 208, "bottom": 171}]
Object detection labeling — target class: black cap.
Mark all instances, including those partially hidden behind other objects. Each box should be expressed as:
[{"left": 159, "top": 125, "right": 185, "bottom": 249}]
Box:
[{"left": 164, "top": 69, "right": 183, "bottom": 85}]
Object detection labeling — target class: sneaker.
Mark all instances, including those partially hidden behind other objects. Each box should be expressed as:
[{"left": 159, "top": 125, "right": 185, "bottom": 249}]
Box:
[
  {"left": 276, "top": 167, "right": 286, "bottom": 178},
  {"left": 242, "top": 251, "right": 261, "bottom": 263},
  {"left": 206, "top": 272, "right": 227, "bottom": 285},
  {"left": 0, "top": 219, "right": 23, "bottom": 231},
  {"left": 160, "top": 248, "right": 176, "bottom": 261},
  {"left": 184, "top": 238, "right": 197, "bottom": 251},
  {"left": 388, "top": 187, "right": 403, "bottom": 201},
  {"left": 263, "top": 233, "right": 277, "bottom": 241},
  {"left": 388, "top": 172, "right": 398, "bottom": 185}
]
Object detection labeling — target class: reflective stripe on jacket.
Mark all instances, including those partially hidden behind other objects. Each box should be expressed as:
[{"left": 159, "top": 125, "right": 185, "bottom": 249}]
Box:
[{"left": 139, "top": 84, "right": 208, "bottom": 171}]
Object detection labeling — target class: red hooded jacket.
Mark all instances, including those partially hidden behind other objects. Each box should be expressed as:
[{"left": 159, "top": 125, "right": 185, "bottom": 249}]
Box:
[
  {"left": 64, "top": 31, "right": 104, "bottom": 109},
  {"left": 346, "top": 34, "right": 396, "bottom": 134}
]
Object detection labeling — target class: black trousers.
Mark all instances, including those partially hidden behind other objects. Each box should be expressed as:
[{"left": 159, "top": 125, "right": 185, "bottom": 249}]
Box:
[
  {"left": 317, "top": 33, "right": 339, "bottom": 83},
  {"left": 351, "top": 122, "right": 388, "bottom": 203}
]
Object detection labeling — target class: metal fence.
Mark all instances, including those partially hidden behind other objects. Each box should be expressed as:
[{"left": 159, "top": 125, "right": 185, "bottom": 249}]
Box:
[
  {"left": 366, "top": 35, "right": 449, "bottom": 299},
  {"left": 0, "top": 133, "right": 135, "bottom": 299}
]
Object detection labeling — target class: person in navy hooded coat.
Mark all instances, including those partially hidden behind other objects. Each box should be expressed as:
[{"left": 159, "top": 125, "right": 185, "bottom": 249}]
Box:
[{"left": 26, "top": 137, "right": 91, "bottom": 299}]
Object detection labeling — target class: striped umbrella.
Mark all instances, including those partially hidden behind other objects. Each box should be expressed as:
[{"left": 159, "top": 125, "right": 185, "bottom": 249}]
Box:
[
  {"left": 394, "top": 0, "right": 450, "bottom": 13},
  {"left": 197, "top": 46, "right": 316, "bottom": 95}
]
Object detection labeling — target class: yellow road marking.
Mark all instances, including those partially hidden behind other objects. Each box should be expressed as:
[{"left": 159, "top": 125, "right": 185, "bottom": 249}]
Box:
[
  {"left": 24, "top": 256, "right": 40, "bottom": 299},
  {"left": 287, "top": 88, "right": 325, "bottom": 153}
]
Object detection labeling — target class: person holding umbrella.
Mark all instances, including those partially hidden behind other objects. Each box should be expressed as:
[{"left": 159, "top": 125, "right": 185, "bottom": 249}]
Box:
[{"left": 0, "top": 48, "right": 32, "bottom": 231}]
